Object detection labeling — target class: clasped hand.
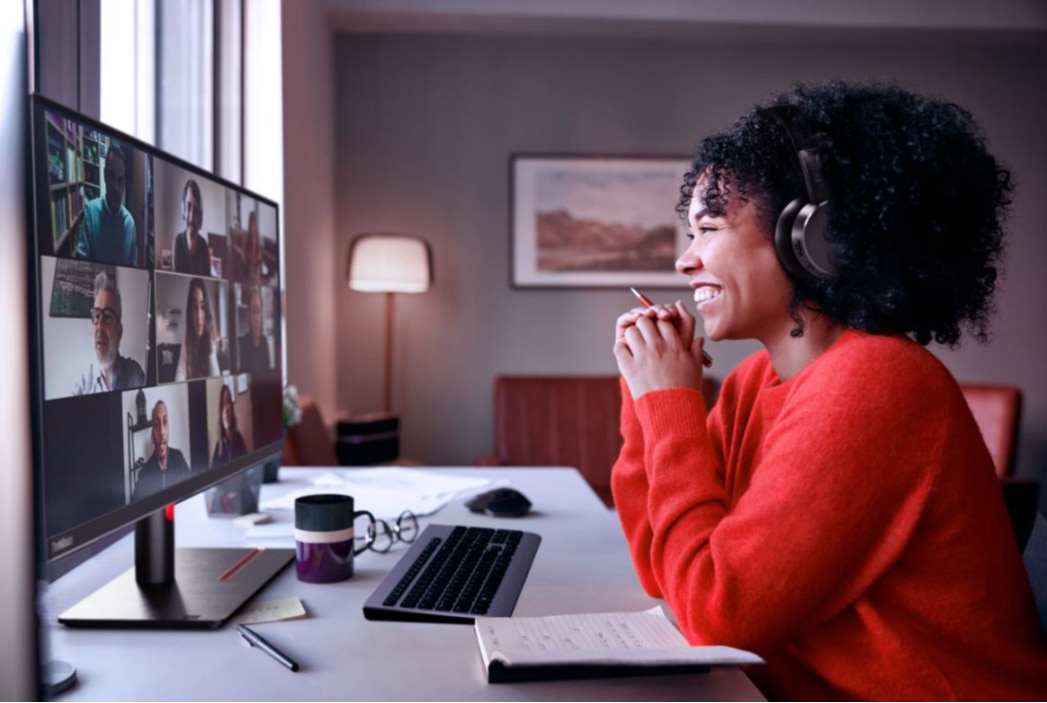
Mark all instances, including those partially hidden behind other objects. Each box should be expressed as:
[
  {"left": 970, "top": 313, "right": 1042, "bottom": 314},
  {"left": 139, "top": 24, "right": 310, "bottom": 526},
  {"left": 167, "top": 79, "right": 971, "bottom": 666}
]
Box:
[{"left": 613, "top": 300, "right": 706, "bottom": 399}]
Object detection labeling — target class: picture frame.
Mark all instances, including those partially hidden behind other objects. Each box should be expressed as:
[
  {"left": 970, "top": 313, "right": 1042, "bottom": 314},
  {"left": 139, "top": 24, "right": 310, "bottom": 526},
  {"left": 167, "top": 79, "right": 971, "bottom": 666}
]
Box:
[
  {"left": 511, "top": 154, "right": 692, "bottom": 288},
  {"left": 49, "top": 258, "right": 116, "bottom": 318}
]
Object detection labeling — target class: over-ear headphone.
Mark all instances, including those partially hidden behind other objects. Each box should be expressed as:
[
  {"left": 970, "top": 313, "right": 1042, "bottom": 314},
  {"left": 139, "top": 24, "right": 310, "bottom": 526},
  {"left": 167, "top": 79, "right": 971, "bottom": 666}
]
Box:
[{"left": 768, "top": 108, "right": 836, "bottom": 284}]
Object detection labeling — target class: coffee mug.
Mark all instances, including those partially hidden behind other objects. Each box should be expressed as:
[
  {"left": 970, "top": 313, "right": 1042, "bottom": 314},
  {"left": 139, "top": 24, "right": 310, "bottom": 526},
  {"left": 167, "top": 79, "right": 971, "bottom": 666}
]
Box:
[{"left": 294, "top": 494, "right": 375, "bottom": 583}]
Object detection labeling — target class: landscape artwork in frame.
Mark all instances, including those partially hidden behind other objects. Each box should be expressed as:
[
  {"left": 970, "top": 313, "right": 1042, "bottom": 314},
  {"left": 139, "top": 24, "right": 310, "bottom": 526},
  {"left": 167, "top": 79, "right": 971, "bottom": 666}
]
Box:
[{"left": 511, "top": 155, "right": 692, "bottom": 288}]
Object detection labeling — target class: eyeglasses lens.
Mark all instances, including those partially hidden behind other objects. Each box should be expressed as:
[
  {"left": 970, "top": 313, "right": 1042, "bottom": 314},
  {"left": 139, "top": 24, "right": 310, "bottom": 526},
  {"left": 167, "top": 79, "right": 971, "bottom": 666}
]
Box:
[{"left": 396, "top": 511, "right": 419, "bottom": 544}]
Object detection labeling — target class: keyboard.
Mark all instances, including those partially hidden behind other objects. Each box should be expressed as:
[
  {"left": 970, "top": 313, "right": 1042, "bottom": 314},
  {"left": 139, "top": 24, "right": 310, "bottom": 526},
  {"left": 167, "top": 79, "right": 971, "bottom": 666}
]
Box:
[{"left": 362, "top": 523, "right": 541, "bottom": 624}]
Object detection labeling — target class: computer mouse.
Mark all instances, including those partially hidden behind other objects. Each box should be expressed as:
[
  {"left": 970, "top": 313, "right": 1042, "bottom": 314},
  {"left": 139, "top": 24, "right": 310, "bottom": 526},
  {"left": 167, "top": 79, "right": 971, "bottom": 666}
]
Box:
[{"left": 466, "top": 488, "right": 533, "bottom": 518}]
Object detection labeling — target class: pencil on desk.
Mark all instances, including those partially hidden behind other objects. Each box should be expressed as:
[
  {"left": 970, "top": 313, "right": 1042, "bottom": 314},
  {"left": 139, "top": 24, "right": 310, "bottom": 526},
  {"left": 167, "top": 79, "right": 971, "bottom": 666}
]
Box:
[{"left": 629, "top": 287, "right": 714, "bottom": 368}]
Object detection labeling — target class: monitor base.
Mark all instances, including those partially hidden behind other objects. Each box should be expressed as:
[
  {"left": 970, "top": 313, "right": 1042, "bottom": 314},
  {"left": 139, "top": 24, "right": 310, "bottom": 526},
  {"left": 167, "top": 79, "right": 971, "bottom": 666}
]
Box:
[
  {"left": 42, "top": 659, "right": 77, "bottom": 696},
  {"left": 58, "top": 547, "right": 294, "bottom": 629}
]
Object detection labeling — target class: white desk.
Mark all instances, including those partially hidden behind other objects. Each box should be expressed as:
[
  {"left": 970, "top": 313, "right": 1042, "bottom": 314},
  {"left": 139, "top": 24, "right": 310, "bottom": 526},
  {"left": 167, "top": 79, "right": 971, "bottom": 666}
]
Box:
[{"left": 43, "top": 467, "right": 764, "bottom": 701}]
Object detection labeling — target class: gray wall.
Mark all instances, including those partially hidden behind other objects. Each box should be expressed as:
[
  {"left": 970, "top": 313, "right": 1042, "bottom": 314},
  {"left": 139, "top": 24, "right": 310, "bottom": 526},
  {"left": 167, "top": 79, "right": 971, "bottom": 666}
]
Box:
[{"left": 332, "top": 31, "right": 1047, "bottom": 478}]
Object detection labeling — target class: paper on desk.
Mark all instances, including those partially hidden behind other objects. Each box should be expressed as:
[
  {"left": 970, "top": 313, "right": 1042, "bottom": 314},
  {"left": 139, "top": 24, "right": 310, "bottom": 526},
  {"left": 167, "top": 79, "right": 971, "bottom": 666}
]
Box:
[
  {"left": 258, "top": 467, "right": 506, "bottom": 520},
  {"left": 474, "top": 606, "right": 764, "bottom": 669},
  {"left": 235, "top": 597, "right": 308, "bottom": 625}
]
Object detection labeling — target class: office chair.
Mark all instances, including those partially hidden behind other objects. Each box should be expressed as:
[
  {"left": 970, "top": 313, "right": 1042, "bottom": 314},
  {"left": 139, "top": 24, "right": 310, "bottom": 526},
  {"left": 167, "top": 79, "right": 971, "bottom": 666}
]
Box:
[
  {"left": 282, "top": 395, "right": 339, "bottom": 466},
  {"left": 957, "top": 383, "right": 1037, "bottom": 550},
  {"left": 959, "top": 383, "right": 1022, "bottom": 478},
  {"left": 478, "top": 375, "right": 719, "bottom": 508},
  {"left": 1023, "top": 507, "right": 1047, "bottom": 637}
]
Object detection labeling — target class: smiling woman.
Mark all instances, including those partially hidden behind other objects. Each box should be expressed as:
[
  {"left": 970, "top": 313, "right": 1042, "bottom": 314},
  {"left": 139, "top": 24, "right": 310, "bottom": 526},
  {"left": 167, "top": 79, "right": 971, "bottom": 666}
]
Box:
[
  {"left": 678, "top": 196, "right": 796, "bottom": 354},
  {"left": 611, "top": 79, "right": 1047, "bottom": 701}
]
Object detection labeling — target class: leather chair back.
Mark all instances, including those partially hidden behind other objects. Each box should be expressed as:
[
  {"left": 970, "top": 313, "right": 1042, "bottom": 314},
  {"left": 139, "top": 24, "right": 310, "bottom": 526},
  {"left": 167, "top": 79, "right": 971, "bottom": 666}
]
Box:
[
  {"left": 960, "top": 383, "right": 1022, "bottom": 478},
  {"left": 485, "top": 375, "right": 718, "bottom": 507},
  {"left": 491, "top": 376, "right": 622, "bottom": 507}
]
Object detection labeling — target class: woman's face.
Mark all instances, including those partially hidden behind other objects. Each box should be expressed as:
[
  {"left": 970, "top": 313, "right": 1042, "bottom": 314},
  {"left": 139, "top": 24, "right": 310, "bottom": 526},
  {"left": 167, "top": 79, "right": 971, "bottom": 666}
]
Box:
[
  {"left": 191, "top": 285, "right": 207, "bottom": 337},
  {"left": 221, "top": 391, "right": 234, "bottom": 430},
  {"left": 675, "top": 180, "right": 795, "bottom": 344}
]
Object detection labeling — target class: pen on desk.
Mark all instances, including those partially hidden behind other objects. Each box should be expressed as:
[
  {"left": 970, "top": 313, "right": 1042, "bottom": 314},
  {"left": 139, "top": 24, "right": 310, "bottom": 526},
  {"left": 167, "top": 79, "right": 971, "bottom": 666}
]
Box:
[
  {"left": 629, "top": 286, "right": 714, "bottom": 368},
  {"left": 236, "top": 623, "right": 300, "bottom": 672}
]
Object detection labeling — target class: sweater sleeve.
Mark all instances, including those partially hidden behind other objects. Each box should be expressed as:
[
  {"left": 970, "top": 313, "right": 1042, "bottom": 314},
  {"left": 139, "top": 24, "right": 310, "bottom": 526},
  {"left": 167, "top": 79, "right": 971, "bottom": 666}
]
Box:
[
  {"left": 635, "top": 344, "right": 945, "bottom": 651},
  {"left": 610, "top": 376, "right": 661, "bottom": 597},
  {"left": 126, "top": 212, "right": 138, "bottom": 265},
  {"left": 75, "top": 202, "right": 94, "bottom": 259},
  {"left": 613, "top": 374, "right": 732, "bottom": 599}
]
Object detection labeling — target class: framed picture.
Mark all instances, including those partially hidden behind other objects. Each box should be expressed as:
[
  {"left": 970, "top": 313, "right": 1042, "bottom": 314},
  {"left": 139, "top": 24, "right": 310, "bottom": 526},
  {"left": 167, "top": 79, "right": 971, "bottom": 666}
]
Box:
[
  {"left": 49, "top": 258, "right": 116, "bottom": 318},
  {"left": 511, "top": 154, "right": 692, "bottom": 288}
]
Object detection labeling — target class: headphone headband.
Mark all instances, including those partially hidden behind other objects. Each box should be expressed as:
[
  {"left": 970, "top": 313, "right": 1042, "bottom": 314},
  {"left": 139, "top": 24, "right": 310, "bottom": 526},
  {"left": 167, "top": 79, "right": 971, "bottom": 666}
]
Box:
[
  {"left": 767, "top": 107, "right": 831, "bottom": 204},
  {"left": 766, "top": 107, "right": 836, "bottom": 283}
]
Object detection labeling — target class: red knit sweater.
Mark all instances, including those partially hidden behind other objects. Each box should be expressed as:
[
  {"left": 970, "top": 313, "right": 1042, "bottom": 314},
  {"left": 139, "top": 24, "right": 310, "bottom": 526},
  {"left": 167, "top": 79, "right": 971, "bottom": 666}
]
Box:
[{"left": 612, "top": 330, "right": 1047, "bottom": 700}]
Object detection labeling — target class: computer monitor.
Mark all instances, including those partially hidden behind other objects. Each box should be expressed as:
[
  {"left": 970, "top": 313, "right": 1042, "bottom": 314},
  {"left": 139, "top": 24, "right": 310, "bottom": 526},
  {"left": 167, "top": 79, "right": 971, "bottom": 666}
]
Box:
[{"left": 26, "top": 94, "right": 294, "bottom": 629}]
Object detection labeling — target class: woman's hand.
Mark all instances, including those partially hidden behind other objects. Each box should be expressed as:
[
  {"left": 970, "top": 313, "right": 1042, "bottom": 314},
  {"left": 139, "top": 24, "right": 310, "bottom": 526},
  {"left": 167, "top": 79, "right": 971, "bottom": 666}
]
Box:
[{"left": 613, "top": 300, "right": 706, "bottom": 399}]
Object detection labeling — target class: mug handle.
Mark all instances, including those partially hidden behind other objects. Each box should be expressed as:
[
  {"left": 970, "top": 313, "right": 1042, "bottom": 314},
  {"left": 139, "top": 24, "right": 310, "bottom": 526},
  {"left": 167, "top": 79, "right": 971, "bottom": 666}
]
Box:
[{"left": 353, "top": 509, "right": 377, "bottom": 556}]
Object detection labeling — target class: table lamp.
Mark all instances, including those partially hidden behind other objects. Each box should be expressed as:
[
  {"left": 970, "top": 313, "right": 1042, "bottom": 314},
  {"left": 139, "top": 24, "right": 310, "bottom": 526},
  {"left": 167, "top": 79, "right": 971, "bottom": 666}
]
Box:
[{"left": 346, "top": 232, "right": 433, "bottom": 415}]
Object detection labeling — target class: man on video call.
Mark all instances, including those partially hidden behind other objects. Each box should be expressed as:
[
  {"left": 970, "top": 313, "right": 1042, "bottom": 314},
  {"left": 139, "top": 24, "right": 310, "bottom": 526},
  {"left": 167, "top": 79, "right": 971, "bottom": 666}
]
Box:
[
  {"left": 73, "top": 272, "right": 145, "bottom": 395},
  {"left": 74, "top": 141, "right": 137, "bottom": 266},
  {"left": 172, "top": 178, "right": 211, "bottom": 276},
  {"left": 132, "top": 400, "right": 191, "bottom": 502}
]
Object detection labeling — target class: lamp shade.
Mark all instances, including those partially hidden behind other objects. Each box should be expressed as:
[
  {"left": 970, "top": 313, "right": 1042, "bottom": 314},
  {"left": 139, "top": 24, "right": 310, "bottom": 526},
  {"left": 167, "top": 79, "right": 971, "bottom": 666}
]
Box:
[{"left": 346, "top": 232, "right": 433, "bottom": 293}]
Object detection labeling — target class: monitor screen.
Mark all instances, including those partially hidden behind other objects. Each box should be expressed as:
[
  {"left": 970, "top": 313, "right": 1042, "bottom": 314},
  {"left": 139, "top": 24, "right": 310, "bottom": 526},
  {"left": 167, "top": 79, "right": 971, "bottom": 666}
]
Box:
[{"left": 27, "top": 95, "right": 293, "bottom": 628}]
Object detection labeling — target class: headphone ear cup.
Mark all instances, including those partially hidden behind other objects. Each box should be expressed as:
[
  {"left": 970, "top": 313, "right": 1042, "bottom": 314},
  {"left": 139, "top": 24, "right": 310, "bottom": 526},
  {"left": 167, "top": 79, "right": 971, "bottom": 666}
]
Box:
[
  {"left": 791, "top": 202, "right": 834, "bottom": 279},
  {"left": 776, "top": 199, "right": 835, "bottom": 283},
  {"left": 775, "top": 199, "right": 811, "bottom": 281}
]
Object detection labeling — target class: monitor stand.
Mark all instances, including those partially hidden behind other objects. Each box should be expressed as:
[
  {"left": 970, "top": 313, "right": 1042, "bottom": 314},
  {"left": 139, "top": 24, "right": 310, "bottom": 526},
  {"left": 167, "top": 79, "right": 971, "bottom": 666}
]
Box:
[
  {"left": 58, "top": 507, "right": 294, "bottom": 629},
  {"left": 42, "top": 659, "right": 77, "bottom": 696}
]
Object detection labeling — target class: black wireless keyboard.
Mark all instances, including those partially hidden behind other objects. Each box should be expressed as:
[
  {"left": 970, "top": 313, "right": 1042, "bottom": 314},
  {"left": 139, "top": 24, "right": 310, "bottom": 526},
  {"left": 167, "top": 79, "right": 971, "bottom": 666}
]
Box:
[{"left": 362, "top": 523, "right": 541, "bottom": 624}]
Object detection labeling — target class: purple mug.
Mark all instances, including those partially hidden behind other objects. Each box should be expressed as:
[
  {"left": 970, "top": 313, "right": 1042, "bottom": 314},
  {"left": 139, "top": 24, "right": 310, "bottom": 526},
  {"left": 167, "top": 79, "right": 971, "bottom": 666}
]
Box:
[{"left": 294, "top": 494, "right": 374, "bottom": 583}]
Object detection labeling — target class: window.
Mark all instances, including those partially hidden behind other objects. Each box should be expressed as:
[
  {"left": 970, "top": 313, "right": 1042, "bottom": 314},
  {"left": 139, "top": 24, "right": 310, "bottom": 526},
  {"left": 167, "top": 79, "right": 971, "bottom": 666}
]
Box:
[
  {"left": 99, "top": 0, "right": 245, "bottom": 177},
  {"left": 99, "top": 0, "right": 153, "bottom": 143},
  {"left": 156, "top": 0, "right": 214, "bottom": 168}
]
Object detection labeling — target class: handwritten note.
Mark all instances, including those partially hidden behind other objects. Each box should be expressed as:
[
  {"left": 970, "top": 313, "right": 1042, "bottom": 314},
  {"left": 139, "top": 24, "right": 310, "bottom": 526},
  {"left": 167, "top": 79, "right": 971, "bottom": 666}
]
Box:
[
  {"left": 500, "top": 610, "right": 688, "bottom": 653},
  {"left": 474, "top": 607, "right": 763, "bottom": 674}
]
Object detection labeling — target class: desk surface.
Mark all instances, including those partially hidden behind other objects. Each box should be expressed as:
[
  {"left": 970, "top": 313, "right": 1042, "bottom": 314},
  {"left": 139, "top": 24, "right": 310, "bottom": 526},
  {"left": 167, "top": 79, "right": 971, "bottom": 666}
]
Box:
[{"left": 43, "top": 467, "right": 763, "bottom": 702}]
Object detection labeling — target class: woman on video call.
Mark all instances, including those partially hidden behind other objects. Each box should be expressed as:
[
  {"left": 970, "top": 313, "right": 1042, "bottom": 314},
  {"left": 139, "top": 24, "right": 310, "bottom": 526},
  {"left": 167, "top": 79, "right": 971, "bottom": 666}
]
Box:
[
  {"left": 211, "top": 384, "right": 248, "bottom": 467},
  {"left": 611, "top": 80, "right": 1047, "bottom": 700},
  {"left": 175, "top": 277, "right": 220, "bottom": 381},
  {"left": 236, "top": 210, "right": 264, "bottom": 283},
  {"left": 238, "top": 284, "right": 272, "bottom": 374}
]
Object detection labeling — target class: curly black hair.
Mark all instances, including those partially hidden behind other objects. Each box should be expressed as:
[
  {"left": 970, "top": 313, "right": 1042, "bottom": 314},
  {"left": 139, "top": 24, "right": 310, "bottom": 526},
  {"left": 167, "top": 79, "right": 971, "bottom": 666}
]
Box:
[{"left": 678, "top": 80, "right": 1013, "bottom": 347}]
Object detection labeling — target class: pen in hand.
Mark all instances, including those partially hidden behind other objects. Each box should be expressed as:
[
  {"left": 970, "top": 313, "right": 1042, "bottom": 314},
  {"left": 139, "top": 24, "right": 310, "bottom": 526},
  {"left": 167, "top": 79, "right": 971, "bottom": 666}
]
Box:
[
  {"left": 236, "top": 623, "right": 300, "bottom": 673},
  {"left": 629, "top": 287, "right": 714, "bottom": 368}
]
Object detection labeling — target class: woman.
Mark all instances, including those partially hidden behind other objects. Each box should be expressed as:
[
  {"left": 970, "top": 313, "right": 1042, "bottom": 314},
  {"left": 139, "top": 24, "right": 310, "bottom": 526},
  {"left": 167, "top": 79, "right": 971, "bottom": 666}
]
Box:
[
  {"left": 612, "top": 80, "right": 1047, "bottom": 700},
  {"left": 238, "top": 284, "right": 272, "bottom": 374},
  {"left": 238, "top": 210, "right": 263, "bottom": 282},
  {"left": 175, "top": 277, "right": 220, "bottom": 380},
  {"left": 211, "top": 384, "right": 248, "bottom": 467}
]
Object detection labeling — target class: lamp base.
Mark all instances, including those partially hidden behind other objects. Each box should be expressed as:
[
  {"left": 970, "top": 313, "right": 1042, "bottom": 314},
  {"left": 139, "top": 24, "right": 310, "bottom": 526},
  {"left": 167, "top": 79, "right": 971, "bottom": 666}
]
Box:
[{"left": 336, "top": 413, "right": 400, "bottom": 465}]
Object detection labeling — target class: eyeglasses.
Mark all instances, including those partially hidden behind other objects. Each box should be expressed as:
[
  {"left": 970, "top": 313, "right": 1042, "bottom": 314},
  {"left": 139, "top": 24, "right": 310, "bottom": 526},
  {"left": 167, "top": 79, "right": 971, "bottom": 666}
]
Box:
[
  {"left": 356, "top": 510, "right": 419, "bottom": 554},
  {"left": 90, "top": 307, "right": 119, "bottom": 327}
]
